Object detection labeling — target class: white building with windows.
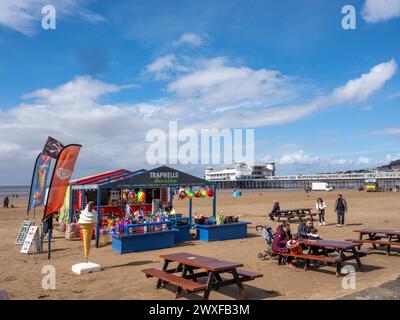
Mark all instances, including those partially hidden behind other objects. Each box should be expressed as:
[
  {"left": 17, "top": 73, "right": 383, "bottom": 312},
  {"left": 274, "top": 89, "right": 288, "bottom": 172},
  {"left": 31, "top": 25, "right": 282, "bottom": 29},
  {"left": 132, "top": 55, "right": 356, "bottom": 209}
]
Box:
[
  {"left": 205, "top": 162, "right": 275, "bottom": 181},
  {"left": 205, "top": 163, "right": 400, "bottom": 190}
]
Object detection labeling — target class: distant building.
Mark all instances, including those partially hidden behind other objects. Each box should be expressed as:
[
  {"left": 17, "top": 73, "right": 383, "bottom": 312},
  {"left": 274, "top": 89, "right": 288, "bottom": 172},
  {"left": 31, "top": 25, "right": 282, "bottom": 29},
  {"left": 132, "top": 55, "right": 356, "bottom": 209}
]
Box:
[
  {"left": 205, "top": 162, "right": 275, "bottom": 182},
  {"left": 205, "top": 163, "right": 400, "bottom": 190}
]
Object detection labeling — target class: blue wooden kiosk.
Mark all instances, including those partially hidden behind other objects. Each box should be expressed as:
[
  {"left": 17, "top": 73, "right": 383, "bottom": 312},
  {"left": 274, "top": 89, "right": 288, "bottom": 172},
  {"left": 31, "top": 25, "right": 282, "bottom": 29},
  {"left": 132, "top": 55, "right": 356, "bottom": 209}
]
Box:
[
  {"left": 70, "top": 166, "right": 217, "bottom": 250},
  {"left": 195, "top": 221, "right": 251, "bottom": 242},
  {"left": 111, "top": 221, "right": 178, "bottom": 254}
]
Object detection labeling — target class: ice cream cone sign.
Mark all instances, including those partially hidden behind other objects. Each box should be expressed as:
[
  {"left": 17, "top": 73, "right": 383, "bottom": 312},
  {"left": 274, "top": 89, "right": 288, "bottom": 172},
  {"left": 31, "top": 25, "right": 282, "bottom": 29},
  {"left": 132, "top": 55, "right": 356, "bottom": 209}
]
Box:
[
  {"left": 78, "top": 202, "right": 97, "bottom": 263},
  {"left": 72, "top": 202, "right": 101, "bottom": 275}
]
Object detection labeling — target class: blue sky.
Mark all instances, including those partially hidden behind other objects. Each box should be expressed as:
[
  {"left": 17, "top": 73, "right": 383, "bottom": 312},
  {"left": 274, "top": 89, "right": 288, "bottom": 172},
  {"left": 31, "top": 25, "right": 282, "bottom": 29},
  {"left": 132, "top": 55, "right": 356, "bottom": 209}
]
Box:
[{"left": 0, "top": 0, "right": 399, "bottom": 184}]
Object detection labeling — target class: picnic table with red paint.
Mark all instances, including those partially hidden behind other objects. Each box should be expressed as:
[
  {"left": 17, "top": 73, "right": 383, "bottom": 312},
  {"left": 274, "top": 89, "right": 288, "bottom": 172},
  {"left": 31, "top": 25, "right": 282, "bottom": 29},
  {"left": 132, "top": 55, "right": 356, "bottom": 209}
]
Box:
[
  {"left": 276, "top": 208, "right": 316, "bottom": 222},
  {"left": 142, "top": 252, "right": 263, "bottom": 299},
  {"left": 299, "top": 239, "right": 368, "bottom": 276},
  {"left": 346, "top": 228, "right": 400, "bottom": 255}
]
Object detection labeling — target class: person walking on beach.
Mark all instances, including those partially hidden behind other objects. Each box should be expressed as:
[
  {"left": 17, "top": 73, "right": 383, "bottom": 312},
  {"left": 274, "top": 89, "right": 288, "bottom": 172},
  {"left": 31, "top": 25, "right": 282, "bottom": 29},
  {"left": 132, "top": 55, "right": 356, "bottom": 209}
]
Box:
[
  {"left": 334, "top": 194, "right": 347, "bottom": 227},
  {"left": 316, "top": 197, "right": 327, "bottom": 226},
  {"left": 3, "top": 196, "right": 9, "bottom": 208},
  {"left": 268, "top": 200, "right": 280, "bottom": 221}
]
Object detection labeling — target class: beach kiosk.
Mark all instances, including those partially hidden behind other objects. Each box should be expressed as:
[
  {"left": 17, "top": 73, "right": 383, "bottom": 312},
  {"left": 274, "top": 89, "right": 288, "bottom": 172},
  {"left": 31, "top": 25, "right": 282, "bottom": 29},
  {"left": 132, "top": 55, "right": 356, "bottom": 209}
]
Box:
[{"left": 69, "top": 166, "right": 250, "bottom": 252}]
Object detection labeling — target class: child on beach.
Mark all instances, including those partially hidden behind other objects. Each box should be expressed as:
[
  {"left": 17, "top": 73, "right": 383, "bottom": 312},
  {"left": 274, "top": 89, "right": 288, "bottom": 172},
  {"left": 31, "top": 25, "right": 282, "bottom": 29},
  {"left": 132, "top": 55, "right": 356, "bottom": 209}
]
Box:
[
  {"left": 308, "top": 227, "right": 322, "bottom": 240},
  {"left": 286, "top": 235, "right": 303, "bottom": 255}
]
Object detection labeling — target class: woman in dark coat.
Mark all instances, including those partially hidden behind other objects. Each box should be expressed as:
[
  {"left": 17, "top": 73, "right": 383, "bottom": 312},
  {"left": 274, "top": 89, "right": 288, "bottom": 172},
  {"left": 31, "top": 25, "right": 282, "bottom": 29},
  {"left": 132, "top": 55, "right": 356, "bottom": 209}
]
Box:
[{"left": 272, "top": 222, "right": 296, "bottom": 268}]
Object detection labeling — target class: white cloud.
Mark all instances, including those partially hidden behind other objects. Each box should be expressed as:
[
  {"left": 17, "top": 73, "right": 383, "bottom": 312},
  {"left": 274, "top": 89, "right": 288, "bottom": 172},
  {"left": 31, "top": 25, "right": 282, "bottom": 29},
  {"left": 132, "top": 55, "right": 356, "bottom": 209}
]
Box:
[
  {"left": 1, "top": 57, "right": 397, "bottom": 183},
  {"left": 279, "top": 150, "right": 319, "bottom": 165},
  {"left": 332, "top": 59, "right": 397, "bottom": 103},
  {"left": 329, "top": 158, "right": 352, "bottom": 166},
  {"left": 0, "top": 0, "right": 104, "bottom": 36},
  {"left": 356, "top": 156, "right": 371, "bottom": 165},
  {"left": 173, "top": 32, "right": 206, "bottom": 47},
  {"left": 382, "top": 128, "right": 400, "bottom": 135},
  {"left": 362, "top": 0, "right": 400, "bottom": 23},
  {"left": 385, "top": 153, "right": 400, "bottom": 161},
  {"left": 167, "top": 57, "right": 298, "bottom": 110}
]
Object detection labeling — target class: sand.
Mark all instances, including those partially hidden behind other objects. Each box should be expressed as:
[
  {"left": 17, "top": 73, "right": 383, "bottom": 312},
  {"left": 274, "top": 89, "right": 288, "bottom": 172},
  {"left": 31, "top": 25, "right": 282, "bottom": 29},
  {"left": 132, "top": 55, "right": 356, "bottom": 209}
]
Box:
[{"left": 1, "top": 190, "right": 399, "bottom": 300}]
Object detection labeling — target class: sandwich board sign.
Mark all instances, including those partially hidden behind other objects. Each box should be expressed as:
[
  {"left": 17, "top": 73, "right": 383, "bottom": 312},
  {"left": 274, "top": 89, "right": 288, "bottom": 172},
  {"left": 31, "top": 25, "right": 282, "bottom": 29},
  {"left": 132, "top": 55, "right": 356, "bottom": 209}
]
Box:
[
  {"left": 15, "top": 220, "right": 32, "bottom": 245},
  {"left": 21, "top": 226, "right": 40, "bottom": 254}
]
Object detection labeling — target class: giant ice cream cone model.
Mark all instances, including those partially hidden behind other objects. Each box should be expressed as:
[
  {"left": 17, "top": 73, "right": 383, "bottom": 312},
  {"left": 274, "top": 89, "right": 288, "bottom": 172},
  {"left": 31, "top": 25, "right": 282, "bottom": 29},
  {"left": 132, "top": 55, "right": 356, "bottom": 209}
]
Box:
[
  {"left": 80, "top": 223, "right": 95, "bottom": 263},
  {"left": 72, "top": 202, "right": 101, "bottom": 275},
  {"left": 78, "top": 202, "right": 97, "bottom": 263}
]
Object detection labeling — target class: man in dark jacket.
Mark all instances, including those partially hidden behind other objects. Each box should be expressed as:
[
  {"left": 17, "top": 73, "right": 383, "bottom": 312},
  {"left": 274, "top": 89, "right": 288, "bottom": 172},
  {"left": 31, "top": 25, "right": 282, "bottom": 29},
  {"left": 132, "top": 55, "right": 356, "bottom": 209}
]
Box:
[
  {"left": 3, "top": 196, "right": 9, "bottom": 208},
  {"left": 334, "top": 194, "right": 348, "bottom": 227},
  {"left": 268, "top": 200, "right": 280, "bottom": 221},
  {"left": 297, "top": 218, "right": 314, "bottom": 238}
]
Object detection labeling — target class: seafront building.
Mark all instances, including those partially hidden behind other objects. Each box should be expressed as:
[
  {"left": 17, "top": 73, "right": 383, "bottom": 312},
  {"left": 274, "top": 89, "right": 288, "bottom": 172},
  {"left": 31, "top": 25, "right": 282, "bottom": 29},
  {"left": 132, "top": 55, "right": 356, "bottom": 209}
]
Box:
[{"left": 205, "top": 162, "right": 400, "bottom": 190}]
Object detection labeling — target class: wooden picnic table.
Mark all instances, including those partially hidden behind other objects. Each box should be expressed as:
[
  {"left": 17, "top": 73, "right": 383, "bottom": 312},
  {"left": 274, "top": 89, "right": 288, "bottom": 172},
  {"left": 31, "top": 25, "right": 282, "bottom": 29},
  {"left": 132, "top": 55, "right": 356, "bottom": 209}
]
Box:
[
  {"left": 276, "top": 208, "right": 315, "bottom": 222},
  {"left": 299, "top": 239, "right": 365, "bottom": 276},
  {"left": 143, "top": 252, "right": 263, "bottom": 299},
  {"left": 349, "top": 229, "right": 400, "bottom": 255}
]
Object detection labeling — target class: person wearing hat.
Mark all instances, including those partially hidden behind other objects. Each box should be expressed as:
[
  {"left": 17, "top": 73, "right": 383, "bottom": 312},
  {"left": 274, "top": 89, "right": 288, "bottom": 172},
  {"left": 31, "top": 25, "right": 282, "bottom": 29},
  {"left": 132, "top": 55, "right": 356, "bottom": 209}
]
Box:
[
  {"left": 272, "top": 222, "right": 296, "bottom": 269},
  {"left": 286, "top": 236, "right": 303, "bottom": 255}
]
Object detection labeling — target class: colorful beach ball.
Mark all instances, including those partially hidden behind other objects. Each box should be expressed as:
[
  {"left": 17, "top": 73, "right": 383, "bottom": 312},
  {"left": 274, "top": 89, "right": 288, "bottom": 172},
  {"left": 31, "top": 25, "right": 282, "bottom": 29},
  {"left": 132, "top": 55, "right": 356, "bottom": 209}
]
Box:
[
  {"left": 128, "top": 192, "right": 136, "bottom": 202},
  {"left": 233, "top": 191, "right": 241, "bottom": 197},
  {"left": 136, "top": 191, "right": 146, "bottom": 203},
  {"left": 207, "top": 188, "right": 214, "bottom": 197},
  {"left": 194, "top": 190, "right": 201, "bottom": 198},
  {"left": 178, "top": 188, "right": 186, "bottom": 199},
  {"left": 186, "top": 191, "right": 195, "bottom": 199},
  {"left": 200, "top": 190, "right": 208, "bottom": 198}
]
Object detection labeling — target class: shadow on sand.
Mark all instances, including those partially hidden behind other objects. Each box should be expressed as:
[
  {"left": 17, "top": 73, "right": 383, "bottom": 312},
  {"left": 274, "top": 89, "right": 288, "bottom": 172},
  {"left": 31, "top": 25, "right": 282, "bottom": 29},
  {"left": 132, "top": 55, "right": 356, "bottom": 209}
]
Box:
[
  {"left": 161, "top": 281, "right": 280, "bottom": 300},
  {"left": 103, "top": 260, "right": 158, "bottom": 270}
]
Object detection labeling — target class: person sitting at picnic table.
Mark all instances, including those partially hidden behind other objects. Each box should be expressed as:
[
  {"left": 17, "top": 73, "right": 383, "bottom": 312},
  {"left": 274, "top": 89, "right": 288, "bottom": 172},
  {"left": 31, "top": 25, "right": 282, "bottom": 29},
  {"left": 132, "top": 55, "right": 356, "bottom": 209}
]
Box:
[
  {"left": 268, "top": 200, "right": 280, "bottom": 221},
  {"left": 297, "top": 218, "right": 321, "bottom": 263},
  {"left": 272, "top": 222, "right": 296, "bottom": 269},
  {"left": 286, "top": 235, "right": 303, "bottom": 255},
  {"left": 316, "top": 197, "right": 327, "bottom": 226},
  {"left": 334, "top": 194, "right": 348, "bottom": 227},
  {"left": 297, "top": 218, "right": 314, "bottom": 239},
  {"left": 308, "top": 226, "right": 322, "bottom": 240}
]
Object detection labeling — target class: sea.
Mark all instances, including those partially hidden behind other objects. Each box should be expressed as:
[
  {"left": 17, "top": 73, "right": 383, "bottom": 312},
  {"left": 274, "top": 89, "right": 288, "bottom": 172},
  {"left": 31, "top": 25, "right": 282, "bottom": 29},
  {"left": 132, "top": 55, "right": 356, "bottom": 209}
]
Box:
[{"left": 0, "top": 186, "right": 30, "bottom": 198}]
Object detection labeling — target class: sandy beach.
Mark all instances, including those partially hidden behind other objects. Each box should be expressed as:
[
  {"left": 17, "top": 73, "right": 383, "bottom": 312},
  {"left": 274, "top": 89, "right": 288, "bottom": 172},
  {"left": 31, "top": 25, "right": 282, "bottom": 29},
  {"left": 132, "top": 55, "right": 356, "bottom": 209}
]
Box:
[{"left": 1, "top": 190, "right": 399, "bottom": 300}]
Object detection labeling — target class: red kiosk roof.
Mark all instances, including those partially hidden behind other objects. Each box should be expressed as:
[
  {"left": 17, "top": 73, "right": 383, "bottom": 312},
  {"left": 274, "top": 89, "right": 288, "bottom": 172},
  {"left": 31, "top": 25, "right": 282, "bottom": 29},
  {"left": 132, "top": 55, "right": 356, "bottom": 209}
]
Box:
[{"left": 71, "top": 169, "right": 131, "bottom": 185}]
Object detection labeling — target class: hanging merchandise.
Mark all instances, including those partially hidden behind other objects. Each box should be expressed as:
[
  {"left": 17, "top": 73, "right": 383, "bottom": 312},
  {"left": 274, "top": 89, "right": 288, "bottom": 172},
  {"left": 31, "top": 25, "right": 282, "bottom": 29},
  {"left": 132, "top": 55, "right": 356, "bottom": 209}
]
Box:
[
  {"left": 200, "top": 190, "right": 208, "bottom": 198},
  {"left": 136, "top": 191, "right": 146, "bottom": 203},
  {"left": 128, "top": 191, "right": 136, "bottom": 204},
  {"left": 207, "top": 188, "right": 214, "bottom": 197},
  {"left": 186, "top": 190, "right": 195, "bottom": 199},
  {"left": 178, "top": 188, "right": 186, "bottom": 199}
]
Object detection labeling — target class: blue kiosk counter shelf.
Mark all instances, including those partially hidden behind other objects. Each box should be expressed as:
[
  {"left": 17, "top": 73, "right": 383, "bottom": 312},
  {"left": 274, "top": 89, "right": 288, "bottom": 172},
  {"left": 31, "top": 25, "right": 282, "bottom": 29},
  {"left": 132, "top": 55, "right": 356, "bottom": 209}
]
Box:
[
  {"left": 195, "top": 221, "right": 251, "bottom": 242},
  {"left": 111, "top": 221, "right": 177, "bottom": 254},
  {"left": 168, "top": 217, "right": 192, "bottom": 243}
]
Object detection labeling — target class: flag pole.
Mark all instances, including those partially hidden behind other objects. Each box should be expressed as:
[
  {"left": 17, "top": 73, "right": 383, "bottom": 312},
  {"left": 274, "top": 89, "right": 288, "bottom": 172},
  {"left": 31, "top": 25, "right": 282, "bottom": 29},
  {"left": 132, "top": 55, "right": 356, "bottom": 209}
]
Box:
[
  {"left": 27, "top": 153, "right": 41, "bottom": 219},
  {"left": 43, "top": 146, "right": 67, "bottom": 260}
]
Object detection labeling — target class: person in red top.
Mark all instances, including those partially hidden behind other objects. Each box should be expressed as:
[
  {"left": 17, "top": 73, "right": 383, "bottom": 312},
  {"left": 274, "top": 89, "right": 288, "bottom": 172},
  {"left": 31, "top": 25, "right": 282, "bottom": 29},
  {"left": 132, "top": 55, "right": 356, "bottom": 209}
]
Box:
[{"left": 272, "top": 222, "right": 296, "bottom": 269}]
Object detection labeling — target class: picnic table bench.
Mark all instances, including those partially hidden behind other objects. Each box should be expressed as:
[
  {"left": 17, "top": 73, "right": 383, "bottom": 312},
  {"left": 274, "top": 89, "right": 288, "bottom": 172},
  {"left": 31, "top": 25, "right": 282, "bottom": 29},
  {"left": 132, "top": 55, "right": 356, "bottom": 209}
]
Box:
[
  {"left": 142, "top": 252, "right": 263, "bottom": 300},
  {"left": 275, "top": 239, "right": 368, "bottom": 277},
  {"left": 276, "top": 208, "right": 317, "bottom": 222},
  {"left": 346, "top": 229, "right": 400, "bottom": 256}
]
